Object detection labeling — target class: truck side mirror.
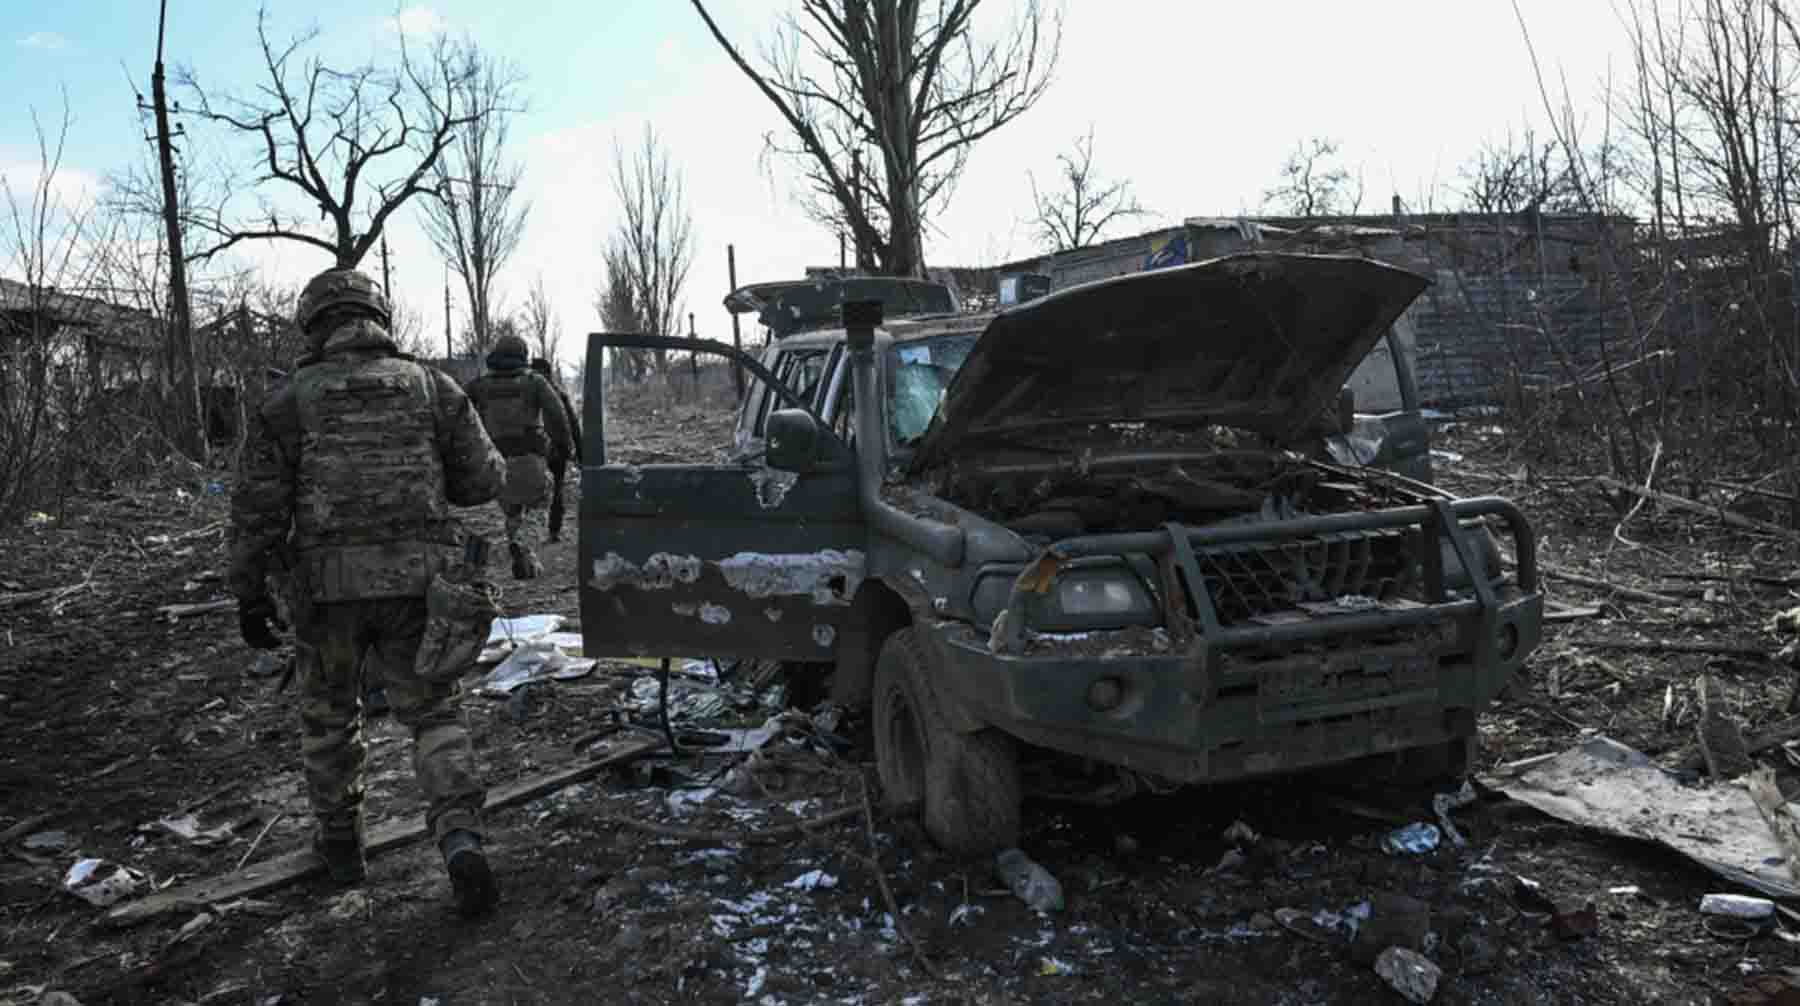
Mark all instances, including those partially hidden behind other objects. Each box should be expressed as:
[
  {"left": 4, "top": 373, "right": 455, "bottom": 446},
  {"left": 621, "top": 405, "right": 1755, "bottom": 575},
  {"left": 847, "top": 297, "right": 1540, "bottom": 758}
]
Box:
[{"left": 766, "top": 409, "right": 821, "bottom": 473}]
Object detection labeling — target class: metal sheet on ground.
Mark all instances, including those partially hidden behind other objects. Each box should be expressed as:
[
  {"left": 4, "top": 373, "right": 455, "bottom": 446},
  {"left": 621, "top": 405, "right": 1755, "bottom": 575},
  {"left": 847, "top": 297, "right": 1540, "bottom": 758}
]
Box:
[{"left": 1485, "top": 735, "right": 1800, "bottom": 899}]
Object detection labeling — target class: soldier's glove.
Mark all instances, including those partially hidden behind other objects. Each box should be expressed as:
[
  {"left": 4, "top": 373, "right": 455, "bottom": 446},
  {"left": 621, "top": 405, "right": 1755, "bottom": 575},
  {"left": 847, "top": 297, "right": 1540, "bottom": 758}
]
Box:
[{"left": 238, "top": 595, "right": 286, "bottom": 650}]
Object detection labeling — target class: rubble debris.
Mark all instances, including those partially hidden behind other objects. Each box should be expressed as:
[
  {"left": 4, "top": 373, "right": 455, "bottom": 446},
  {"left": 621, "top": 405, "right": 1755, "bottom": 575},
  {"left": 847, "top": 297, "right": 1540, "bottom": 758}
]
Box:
[
  {"left": 1697, "top": 673, "right": 1755, "bottom": 779},
  {"left": 1681, "top": 715, "right": 1800, "bottom": 772},
  {"left": 1512, "top": 875, "right": 1556, "bottom": 913},
  {"left": 477, "top": 638, "right": 598, "bottom": 697},
  {"left": 154, "top": 813, "right": 237, "bottom": 845},
  {"left": 1747, "top": 766, "right": 1800, "bottom": 889},
  {"left": 1701, "top": 893, "right": 1777, "bottom": 920},
  {"left": 248, "top": 651, "right": 290, "bottom": 678},
  {"left": 1551, "top": 904, "right": 1600, "bottom": 941},
  {"left": 1486, "top": 735, "right": 1800, "bottom": 898},
  {"left": 64, "top": 858, "right": 147, "bottom": 907},
  {"left": 1351, "top": 892, "right": 1431, "bottom": 964},
  {"left": 1222, "top": 820, "right": 1259, "bottom": 845},
  {"left": 1539, "top": 562, "right": 1685, "bottom": 607},
  {"left": 327, "top": 890, "right": 369, "bottom": 920},
  {"left": 1275, "top": 907, "right": 1349, "bottom": 944},
  {"left": 22, "top": 830, "right": 69, "bottom": 851},
  {"left": 785, "top": 869, "right": 838, "bottom": 891},
  {"left": 1373, "top": 946, "right": 1441, "bottom": 1004},
  {"left": 995, "top": 848, "right": 1064, "bottom": 913},
  {"left": 104, "top": 735, "right": 661, "bottom": 927},
  {"left": 1592, "top": 474, "right": 1800, "bottom": 544},
  {"left": 1381, "top": 822, "right": 1441, "bottom": 855},
  {"left": 1431, "top": 781, "right": 1477, "bottom": 847}
]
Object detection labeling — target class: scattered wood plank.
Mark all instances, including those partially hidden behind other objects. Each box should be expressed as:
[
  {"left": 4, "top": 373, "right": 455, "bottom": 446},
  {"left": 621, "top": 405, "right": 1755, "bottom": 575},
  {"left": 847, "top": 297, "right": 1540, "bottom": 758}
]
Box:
[
  {"left": 1659, "top": 571, "right": 1800, "bottom": 588},
  {"left": 1747, "top": 766, "right": 1800, "bottom": 889},
  {"left": 1592, "top": 475, "right": 1800, "bottom": 544},
  {"left": 0, "top": 812, "right": 56, "bottom": 846},
  {"left": 1540, "top": 563, "right": 1685, "bottom": 607},
  {"left": 0, "top": 579, "right": 93, "bottom": 612},
  {"left": 103, "top": 734, "right": 661, "bottom": 928},
  {"left": 155, "top": 600, "right": 235, "bottom": 619},
  {"left": 1696, "top": 673, "right": 1755, "bottom": 780},
  {"left": 1573, "top": 638, "right": 1772, "bottom": 660},
  {"left": 1544, "top": 606, "right": 1604, "bottom": 625},
  {"left": 1679, "top": 716, "right": 1800, "bottom": 772}
]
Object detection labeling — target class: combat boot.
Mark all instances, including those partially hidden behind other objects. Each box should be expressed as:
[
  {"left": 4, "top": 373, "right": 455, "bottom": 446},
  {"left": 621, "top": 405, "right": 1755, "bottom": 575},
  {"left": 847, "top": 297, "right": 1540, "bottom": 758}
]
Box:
[
  {"left": 509, "top": 543, "right": 541, "bottom": 580},
  {"left": 313, "top": 831, "right": 366, "bottom": 887},
  {"left": 441, "top": 829, "right": 499, "bottom": 918}
]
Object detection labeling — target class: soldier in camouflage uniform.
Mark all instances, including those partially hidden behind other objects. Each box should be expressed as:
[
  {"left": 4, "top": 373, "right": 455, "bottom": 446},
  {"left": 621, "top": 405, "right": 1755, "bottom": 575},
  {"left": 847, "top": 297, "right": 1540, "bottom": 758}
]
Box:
[
  {"left": 466, "top": 334, "right": 574, "bottom": 578},
  {"left": 229, "top": 267, "right": 507, "bottom": 918},
  {"left": 527, "top": 357, "right": 582, "bottom": 544}
]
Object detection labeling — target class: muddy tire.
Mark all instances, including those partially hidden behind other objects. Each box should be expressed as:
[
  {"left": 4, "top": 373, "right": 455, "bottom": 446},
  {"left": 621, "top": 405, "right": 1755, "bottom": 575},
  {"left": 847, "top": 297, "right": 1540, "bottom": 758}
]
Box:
[{"left": 872, "top": 628, "right": 1021, "bottom": 856}]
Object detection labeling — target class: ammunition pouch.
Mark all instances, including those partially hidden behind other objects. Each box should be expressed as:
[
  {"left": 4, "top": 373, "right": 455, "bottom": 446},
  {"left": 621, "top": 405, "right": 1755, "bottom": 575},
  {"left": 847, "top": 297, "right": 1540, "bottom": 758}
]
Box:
[
  {"left": 414, "top": 572, "right": 502, "bottom": 684},
  {"left": 299, "top": 542, "right": 458, "bottom": 604},
  {"left": 493, "top": 428, "right": 548, "bottom": 459}
]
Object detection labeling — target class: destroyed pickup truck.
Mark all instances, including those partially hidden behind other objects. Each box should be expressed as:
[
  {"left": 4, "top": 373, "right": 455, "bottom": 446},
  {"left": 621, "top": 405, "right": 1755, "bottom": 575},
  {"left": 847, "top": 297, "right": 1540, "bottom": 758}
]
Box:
[{"left": 579, "top": 252, "right": 1542, "bottom": 855}]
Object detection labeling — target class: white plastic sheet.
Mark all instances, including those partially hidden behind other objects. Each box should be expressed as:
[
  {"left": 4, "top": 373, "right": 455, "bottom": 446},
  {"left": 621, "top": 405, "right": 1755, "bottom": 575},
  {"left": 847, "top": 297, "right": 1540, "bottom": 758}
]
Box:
[{"left": 476, "top": 635, "right": 597, "bottom": 697}]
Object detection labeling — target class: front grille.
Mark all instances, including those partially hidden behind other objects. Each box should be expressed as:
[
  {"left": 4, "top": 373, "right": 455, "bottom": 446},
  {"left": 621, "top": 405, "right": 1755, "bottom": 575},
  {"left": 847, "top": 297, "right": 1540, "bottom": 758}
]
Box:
[{"left": 1192, "top": 528, "right": 1415, "bottom": 625}]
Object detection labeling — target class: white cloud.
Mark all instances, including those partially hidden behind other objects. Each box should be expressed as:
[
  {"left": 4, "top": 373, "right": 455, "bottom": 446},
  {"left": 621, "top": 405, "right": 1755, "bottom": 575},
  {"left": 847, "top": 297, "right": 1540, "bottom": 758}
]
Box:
[
  {"left": 16, "top": 31, "right": 67, "bottom": 50},
  {"left": 383, "top": 5, "right": 447, "bottom": 38}
]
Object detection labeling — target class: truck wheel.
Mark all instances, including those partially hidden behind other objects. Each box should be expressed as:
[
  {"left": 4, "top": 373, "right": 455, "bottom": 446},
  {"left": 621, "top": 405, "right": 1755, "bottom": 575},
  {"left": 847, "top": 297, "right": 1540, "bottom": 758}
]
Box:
[{"left": 872, "top": 628, "right": 1021, "bottom": 856}]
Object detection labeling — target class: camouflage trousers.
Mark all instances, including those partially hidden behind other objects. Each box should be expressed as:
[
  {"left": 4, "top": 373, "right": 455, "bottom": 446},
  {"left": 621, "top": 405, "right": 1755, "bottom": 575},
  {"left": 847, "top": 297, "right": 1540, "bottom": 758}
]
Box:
[
  {"left": 500, "top": 453, "right": 551, "bottom": 549},
  {"left": 502, "top": 503, "right": 546, "bottom": 547},
  {"left": 296, "top": 597, "right": 485, "bottom": 845}
]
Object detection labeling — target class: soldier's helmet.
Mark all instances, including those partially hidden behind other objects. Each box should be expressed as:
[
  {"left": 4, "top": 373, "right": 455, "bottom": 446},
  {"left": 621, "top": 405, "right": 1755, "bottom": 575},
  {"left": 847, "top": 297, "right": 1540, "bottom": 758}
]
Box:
[
  {"left": 493, "top": 333, "right": 529, "bottom": 358},
  {"left": 295, "top": 268, "right": 392, "bottom": 335}
]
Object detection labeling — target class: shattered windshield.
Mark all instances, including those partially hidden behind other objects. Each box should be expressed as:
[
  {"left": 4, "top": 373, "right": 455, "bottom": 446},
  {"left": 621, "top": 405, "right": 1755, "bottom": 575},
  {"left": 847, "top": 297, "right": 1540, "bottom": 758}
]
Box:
[{"left": 887, "top": 334, "right": 979, "bottom": 446}]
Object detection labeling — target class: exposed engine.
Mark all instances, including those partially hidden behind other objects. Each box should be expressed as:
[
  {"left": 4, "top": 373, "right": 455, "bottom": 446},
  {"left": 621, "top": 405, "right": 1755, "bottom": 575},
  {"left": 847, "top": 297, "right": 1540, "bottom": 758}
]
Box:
[{"left": 930, "top": 448, "right": 1422, "bottom": 546}]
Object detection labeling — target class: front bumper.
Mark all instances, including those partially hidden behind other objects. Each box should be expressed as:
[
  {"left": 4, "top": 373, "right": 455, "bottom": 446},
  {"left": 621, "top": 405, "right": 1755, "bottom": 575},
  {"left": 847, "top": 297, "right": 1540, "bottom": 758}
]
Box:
[{"left": 933, "top": 497, "right": 1542, "bottom": 783}]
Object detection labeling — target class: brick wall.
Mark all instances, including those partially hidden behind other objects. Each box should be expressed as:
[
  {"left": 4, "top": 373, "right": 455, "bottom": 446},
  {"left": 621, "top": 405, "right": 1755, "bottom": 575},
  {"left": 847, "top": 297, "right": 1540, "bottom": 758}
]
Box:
[{"left": 1407, "top": 270, "right": 1629, "bottom": 407}]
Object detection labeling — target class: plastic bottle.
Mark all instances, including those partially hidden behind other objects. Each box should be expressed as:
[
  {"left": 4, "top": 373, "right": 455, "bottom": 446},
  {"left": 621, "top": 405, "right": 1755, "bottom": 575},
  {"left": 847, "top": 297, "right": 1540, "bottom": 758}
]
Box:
[
  {"left": 995, "top": 848, "right": 1064, "bottom": 912},
  {"left": 1698, "top": 893, "right": 1775, "bottom": 919}
]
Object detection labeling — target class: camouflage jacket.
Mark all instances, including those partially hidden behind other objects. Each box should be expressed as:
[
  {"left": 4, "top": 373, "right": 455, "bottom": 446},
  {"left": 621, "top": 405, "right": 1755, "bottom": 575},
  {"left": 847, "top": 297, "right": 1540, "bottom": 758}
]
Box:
[
  {"left": 466, "top": 366, "right": 575, "bottom": 461},
  {"left": 227, "top": 320, "right": 507, "bottom": 604}
]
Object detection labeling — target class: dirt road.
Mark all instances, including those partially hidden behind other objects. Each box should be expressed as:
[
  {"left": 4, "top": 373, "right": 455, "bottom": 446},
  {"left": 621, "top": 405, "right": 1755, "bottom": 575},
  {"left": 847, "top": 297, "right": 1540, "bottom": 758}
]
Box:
[{"left": 1, "top": 413, "right": 1793, "bottom": 1005}]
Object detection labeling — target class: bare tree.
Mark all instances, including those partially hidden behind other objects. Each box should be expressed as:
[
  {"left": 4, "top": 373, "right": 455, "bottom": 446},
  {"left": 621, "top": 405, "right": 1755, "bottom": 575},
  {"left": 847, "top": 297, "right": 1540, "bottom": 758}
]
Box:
[
  {"left": 0, "top": 102, "right": 122, "bottom": 525},
  {"left": 418, "top": 41, "right": 528, "bottom": 356},
  {"left": 519, "top": 273, "right": 559, "bottom": 370},
  {"left": 1029, "top": 126, "right": 1147, "bottom": 251},
  {"left": 691, "top": 0, "right": 1062, "bottom": 277},
  {"left": 175, "top": 6, "right": 480, "bottom": 269},
  {"left": 605, "top": 127, "right": 695, "bottom": 378},
  {"left": 596, "top": 245, "right": 648, "bottom": 383},
  {"left": 1459, "top": 129, "right": 1574, "bottom": 214},
  {"left": 389, "top": 297, "right": 430, "bottom": 357},
  {"left": 1261, "top": 137, "right": 1363, "bottom": 218}
]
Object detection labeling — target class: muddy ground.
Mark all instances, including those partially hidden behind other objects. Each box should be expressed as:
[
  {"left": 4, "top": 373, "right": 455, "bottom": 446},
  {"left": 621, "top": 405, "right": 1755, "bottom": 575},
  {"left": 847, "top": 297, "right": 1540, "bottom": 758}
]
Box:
[{"left": 6, "top": 396, "right": 1800, "bottom": 1006}]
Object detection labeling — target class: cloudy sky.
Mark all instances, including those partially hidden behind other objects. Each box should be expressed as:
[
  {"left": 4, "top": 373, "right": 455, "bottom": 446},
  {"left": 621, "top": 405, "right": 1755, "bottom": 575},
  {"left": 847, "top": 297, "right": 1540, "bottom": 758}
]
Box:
[{"left": 3, "top": 0, "right": 1638, "bottom": 368}]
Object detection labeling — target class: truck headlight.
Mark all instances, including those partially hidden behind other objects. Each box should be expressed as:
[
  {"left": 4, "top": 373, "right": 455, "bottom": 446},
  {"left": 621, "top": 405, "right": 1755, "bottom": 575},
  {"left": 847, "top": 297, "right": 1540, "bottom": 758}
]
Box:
[
  {"left": 1059, "top": 576, "right": 1144, "bottom": 616},
  {"left": 970, "top": 561, "right": 1160, "bottom": 633},
  {"left": 1039, "top": 567, "right": 1159, "bottom": 630}
]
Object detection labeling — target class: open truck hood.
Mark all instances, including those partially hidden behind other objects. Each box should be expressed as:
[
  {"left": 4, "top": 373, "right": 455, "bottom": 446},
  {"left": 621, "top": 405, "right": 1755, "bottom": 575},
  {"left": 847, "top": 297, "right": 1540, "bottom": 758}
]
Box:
[{"left": 908, "top": 252, "right": 1429, "bottom": 470}]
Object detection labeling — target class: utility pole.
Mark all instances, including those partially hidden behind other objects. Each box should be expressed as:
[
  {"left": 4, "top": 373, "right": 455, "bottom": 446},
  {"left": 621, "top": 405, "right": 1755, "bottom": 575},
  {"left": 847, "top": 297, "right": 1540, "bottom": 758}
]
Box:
[
  {"left": 379, "top": 235, "right": 393, "bottom": 298},
  {"left": 151, "top": 0, "right": 201, "bottom": 458},
  {"left": 727, "top": 243, "right": 744, "bottom": 399},
  {"left": 443, "top": 264, "right": 453, "bottom": 359},
  {"left": 688, "top": 311, "right": 699, "bottom": 388}
]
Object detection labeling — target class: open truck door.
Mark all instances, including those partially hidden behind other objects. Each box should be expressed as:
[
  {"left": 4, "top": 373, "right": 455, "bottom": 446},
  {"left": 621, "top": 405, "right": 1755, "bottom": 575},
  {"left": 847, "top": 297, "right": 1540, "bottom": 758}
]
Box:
[{"left": 578, "top": 334, "right": 866, "bottom": 662}]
